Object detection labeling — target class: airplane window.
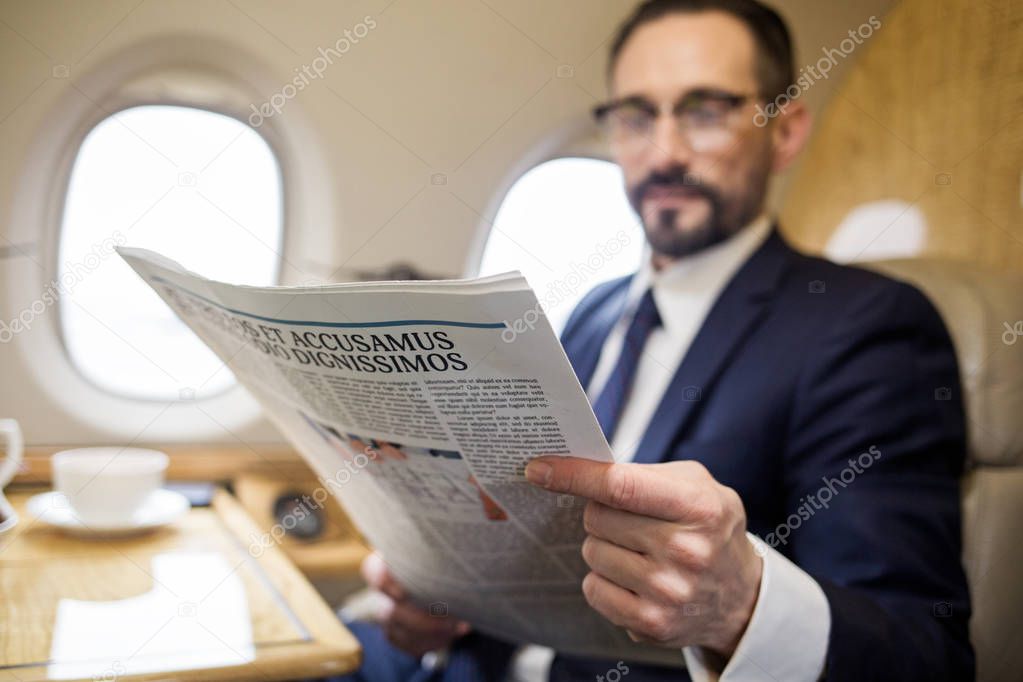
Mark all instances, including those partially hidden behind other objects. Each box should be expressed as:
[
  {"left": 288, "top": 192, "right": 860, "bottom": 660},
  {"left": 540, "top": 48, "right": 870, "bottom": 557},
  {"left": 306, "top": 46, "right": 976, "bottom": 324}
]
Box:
[
  {"left": 477, "top": 157, "right": 645, "bottom": 332},
  {"left": 58, "top": 105, "right": 283, "bottom": 401}
]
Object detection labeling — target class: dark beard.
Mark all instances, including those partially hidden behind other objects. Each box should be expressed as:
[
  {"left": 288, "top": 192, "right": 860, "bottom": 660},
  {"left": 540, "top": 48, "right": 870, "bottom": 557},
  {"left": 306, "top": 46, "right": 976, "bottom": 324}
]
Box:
[
  {"left": 628, "top": 166, "right": 761, "bottom": 259},
  {"left": 645, "top": 204, "right": 727, "bottom": 258}
]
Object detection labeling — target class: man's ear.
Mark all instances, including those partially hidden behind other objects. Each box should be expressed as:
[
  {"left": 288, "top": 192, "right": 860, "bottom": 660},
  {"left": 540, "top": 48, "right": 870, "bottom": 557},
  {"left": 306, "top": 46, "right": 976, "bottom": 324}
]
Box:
[{"left": 770, "top": 101, "right": 813, "bottom": 172}]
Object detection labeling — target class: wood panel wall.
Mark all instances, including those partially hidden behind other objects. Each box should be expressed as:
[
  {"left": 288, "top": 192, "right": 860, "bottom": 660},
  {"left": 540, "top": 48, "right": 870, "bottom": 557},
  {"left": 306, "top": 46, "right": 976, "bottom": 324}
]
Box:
[{"left": 780, "top": 0, "right": 1022, "bottom": 271}]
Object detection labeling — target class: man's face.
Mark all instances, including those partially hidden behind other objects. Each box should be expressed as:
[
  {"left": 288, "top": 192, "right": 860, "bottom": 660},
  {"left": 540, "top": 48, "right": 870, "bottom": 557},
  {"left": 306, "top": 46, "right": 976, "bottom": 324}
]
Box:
[{"left": 610, "top": 11, "right": 776, "bottom": 259}]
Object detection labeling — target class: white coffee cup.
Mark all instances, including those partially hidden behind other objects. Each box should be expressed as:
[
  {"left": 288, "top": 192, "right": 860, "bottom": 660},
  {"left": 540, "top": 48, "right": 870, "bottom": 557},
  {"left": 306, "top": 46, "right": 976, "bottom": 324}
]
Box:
[
  {"left": 0, "top": 418, "right": 23, "bottom": 535},
  {"left": 52, "top": 447, "right": 168, "bottom": 526}
]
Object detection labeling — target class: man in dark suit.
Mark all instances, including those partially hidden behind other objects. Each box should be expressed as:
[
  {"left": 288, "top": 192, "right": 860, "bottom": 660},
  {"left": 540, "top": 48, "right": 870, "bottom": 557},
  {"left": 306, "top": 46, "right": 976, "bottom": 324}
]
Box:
[{"left": 347, "top": 1, "right": 974, "bottom": 680}]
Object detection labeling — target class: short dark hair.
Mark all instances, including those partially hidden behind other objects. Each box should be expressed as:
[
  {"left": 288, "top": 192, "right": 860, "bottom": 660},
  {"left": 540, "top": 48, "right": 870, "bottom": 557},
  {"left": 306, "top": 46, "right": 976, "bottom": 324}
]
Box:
[{"left": 608, "top": 0, "right": 795, "bottom": 100}]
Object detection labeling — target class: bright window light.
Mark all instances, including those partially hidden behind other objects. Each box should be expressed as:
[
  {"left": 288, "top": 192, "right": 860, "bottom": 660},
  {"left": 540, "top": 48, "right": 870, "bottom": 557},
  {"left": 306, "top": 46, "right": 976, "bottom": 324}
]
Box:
[
  {"left": 478, "top": 157, "right": 645, "bottom": 331},
  {"left": 59, "top": 105, "right": 283, "bottom": 401}
]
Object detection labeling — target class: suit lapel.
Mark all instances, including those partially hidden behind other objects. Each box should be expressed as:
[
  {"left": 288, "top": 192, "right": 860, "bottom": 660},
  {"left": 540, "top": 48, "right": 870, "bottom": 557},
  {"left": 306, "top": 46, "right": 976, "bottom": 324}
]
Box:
[{"left": 631, "top": 229, "right": 793, "bottom": 464}]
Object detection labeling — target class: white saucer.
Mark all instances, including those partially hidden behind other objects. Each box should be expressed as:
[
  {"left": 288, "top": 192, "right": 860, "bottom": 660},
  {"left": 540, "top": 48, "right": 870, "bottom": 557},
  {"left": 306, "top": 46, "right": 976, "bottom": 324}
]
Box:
[{"left": 26, "top": 489, "right": 190, "bottom": 537}]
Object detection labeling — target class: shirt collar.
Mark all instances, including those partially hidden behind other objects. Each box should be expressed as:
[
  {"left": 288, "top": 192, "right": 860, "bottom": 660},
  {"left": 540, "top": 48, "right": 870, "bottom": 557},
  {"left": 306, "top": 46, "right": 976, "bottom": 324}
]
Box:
[{"left": 625, "top": 215, "right": 773, "bottom": 334}]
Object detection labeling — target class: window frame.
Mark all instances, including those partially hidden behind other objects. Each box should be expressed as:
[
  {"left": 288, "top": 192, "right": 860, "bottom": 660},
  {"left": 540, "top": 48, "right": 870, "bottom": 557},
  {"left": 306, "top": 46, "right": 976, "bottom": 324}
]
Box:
[
  {"left": 468, "top": 150, "right": 645, "bottom": 331},
  {"left": 56, "top": 102, "right": 286, "bottom": 403},
  {"left": 3, "top": 36, "right": 336, "bottom": 442}
]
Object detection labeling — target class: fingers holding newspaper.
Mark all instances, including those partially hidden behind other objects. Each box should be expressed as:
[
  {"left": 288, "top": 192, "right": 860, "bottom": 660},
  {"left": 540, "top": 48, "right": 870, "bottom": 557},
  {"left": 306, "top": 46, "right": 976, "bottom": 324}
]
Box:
[
  {"left": 361, "top": 552, "right": 471, "bottom": 657},
  {"left": 525, "top": 456, "right": 763, "bottom": 657}
]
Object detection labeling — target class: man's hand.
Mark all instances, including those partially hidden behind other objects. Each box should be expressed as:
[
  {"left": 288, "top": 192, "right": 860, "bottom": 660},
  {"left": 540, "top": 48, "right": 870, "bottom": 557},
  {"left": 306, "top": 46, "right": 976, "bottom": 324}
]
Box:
[
  {"left": 525, "top": 456, "right": 763, "bottom": 656},
  {"left": 361, "top": 552, "right": 471, "bottom": 657}
]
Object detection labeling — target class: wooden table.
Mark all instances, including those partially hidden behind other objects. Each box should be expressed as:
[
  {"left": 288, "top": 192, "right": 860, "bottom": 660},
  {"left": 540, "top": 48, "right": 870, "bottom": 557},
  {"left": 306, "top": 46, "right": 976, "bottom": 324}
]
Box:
[{"left": 0, "top": 487, "right": 361, "bottom": 681}]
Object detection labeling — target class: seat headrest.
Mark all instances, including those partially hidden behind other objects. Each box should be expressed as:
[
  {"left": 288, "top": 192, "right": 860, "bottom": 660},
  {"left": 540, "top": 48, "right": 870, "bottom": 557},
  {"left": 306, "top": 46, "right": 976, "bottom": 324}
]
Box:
[{"left": 863, "top": 259, "right": 1023, "bottom": 467}]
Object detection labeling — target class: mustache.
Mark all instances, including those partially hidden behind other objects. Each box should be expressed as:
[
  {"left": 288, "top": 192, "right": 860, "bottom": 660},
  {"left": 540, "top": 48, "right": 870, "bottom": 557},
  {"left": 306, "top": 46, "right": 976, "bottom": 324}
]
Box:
[{"left": 628, "top": 167, "right": 717, "bottom": 210}]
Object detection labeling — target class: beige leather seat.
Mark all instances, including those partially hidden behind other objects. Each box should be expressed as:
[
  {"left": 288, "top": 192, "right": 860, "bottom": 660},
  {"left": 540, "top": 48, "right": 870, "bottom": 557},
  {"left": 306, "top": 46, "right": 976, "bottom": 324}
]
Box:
[{"left": 865, "top": 259, "right": 1023, "bottom": 682}]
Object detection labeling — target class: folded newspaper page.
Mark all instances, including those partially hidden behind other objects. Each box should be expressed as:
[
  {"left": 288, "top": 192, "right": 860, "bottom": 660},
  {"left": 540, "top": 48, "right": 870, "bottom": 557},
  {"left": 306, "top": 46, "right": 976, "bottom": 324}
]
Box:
[{"left": 119, "top": 247, "right": 684, "bottom": 667}]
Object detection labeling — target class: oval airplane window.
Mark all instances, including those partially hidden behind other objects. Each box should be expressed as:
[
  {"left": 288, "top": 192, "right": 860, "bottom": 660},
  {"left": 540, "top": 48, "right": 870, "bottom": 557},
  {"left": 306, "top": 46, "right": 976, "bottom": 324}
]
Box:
[
  {"left": 477, "top": 157, "right": 645, "bottom": 332},
  {"left": 58, "top": 105, "right": 283, "bottom": 401}
]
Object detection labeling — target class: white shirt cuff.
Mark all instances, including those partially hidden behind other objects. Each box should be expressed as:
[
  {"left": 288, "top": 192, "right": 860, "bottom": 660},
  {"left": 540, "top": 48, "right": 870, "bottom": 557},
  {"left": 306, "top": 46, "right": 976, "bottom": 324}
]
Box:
[{"left": 682, "top": 533, "right": 830, "bottom": 681}]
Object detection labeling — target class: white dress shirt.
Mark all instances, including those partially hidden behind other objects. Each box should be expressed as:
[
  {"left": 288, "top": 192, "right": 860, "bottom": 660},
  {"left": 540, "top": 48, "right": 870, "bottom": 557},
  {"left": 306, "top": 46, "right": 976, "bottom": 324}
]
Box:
[{"left": 509, "top": 216, "right": 830, "bottom": 681}]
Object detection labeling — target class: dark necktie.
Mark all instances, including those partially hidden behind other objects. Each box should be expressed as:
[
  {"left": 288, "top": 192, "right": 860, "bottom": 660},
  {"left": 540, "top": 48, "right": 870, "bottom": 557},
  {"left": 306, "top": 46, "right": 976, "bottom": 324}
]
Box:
[{"left": 591, "top": 288, "right": 661, "bottom": 441}]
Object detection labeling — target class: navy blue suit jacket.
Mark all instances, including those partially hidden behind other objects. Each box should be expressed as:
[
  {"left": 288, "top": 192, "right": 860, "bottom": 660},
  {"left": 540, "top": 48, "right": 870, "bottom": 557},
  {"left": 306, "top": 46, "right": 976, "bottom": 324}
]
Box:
[
  {"left": 435, "top": 229, "right": 972, "bottom": 682},
  {"left": 545, "top": 228, "right": 973, "bottom": 681}
]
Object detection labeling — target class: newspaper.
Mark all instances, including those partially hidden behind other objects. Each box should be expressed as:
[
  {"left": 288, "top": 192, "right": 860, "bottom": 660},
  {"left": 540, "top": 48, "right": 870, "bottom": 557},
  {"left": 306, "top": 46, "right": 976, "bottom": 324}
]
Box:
[{"left": 119, "top": 247, "right": 684, "bottom": 667}]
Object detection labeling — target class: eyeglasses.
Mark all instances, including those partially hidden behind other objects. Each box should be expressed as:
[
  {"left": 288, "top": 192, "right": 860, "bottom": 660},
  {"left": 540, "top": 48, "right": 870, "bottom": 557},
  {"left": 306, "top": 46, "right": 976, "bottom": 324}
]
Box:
[{"left": 592, "top": 88, "right": 760, "bottom": 155}]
